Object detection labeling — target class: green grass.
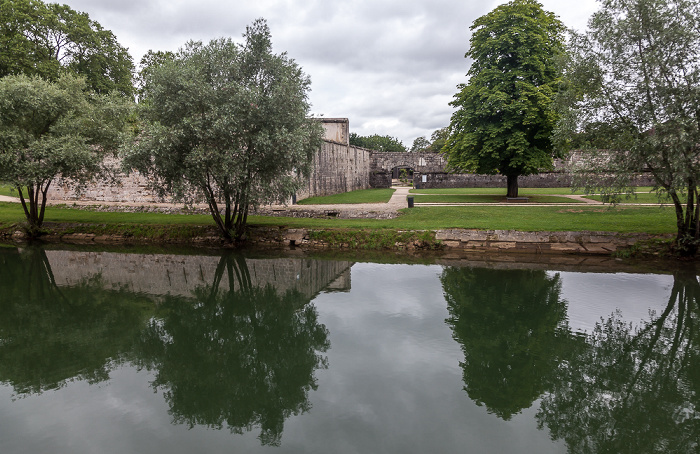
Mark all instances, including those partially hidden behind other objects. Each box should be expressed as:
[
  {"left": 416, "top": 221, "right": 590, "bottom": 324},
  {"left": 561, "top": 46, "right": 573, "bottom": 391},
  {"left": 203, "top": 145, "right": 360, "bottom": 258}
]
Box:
[
  {"left": 0, "top": 184, "right": 19, "bottom": 197},
  {"left": 0, "top": 202, "right": 677, "bottom": 237},
  {"left": 0, "top": 202, "right": 213, "bottom": 225},
  {"left": 584, "top": 192, "right": 684, "bottom": 204},
  {"left": 411, "top": 194, "right": 584, "bottom": 204},
  {"left": 251, "top": 205, "right": 676, "bottom": 234},
  {"left": 297, "top": 188, "right": 395, "bottom": 205},
  {"left": 409, "top": 186, "right": 655, "bottom": 195}
]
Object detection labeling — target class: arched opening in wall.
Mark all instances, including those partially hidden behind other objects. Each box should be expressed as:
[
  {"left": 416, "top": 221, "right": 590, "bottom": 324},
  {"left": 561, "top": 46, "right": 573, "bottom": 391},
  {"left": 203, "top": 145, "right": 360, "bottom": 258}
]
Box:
[{"left": 391, "top": 166, "right": 414, "bottom": 186}]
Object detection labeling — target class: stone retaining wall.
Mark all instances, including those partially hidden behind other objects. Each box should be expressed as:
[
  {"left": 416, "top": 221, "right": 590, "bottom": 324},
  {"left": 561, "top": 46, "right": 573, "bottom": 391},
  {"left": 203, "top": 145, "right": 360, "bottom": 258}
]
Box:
[{"left": 434, "top": 229, "right": 642, "bottom": 254}]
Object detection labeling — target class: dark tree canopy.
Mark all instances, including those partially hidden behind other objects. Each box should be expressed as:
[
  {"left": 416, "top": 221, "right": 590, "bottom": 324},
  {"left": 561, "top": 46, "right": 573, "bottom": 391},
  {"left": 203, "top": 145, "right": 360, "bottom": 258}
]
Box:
[
  {"left": 0, "top": 247, "right": 153, "bottom": 395},
  {"left": 136, "top": 253, "right": 329, "bottom": 446},
  {"left": 126, "top": 19, "right": 323, "bottom": 241},
  {"left": 555, "top": 0, "right": 700, "bottom": 254},
  {"left": 0, "top": 0, "right": 135, "bottom": 97},
  {"left": 444, "top": 0, "right": 565, "bottom": 197},
  {"left": 538, "top": 271, "right": 700, "bottom": 453},
  {"left": 441, "top": 266, "right": 569, "bottom": 420},
  {"left": 349, "top": 133, "right": 407, "bottom": 152}
]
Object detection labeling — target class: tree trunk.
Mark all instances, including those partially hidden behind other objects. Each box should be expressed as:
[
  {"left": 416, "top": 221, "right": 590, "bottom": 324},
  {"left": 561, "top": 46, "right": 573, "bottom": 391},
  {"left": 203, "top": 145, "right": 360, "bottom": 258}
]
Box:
[{"left": 506, "top": 175, "right": 519, "bottom": 198}]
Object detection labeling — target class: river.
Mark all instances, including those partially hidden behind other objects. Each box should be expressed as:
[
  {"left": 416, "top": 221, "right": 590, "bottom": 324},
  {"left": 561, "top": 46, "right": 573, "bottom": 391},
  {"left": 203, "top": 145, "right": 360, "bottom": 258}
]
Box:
[{"left": 0, "top": 246, "right": 696, "bottom": 453}]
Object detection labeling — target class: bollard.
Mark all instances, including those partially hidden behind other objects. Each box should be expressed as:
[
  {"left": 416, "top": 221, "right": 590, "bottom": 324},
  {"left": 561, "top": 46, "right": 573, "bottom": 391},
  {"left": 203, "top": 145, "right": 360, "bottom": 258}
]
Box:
[{"left": 407, "top": 196, "right": 414, "bottom": 208}]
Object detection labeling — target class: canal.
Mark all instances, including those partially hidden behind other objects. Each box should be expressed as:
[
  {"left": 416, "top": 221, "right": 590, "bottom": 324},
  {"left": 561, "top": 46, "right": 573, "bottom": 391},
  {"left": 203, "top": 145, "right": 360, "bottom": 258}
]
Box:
[{"left": 0, "top": 246, "right": 697, "bottom": 453}]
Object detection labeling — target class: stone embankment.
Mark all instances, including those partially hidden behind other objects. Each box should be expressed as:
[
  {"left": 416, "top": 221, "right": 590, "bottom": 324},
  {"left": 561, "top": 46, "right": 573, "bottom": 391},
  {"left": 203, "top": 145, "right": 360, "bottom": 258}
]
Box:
[
  {"left": 254, "top": 228, "right": 657, "bottom": 255},
  {"left": 2, "top": 225, "right": 659, "bottom": 256}
]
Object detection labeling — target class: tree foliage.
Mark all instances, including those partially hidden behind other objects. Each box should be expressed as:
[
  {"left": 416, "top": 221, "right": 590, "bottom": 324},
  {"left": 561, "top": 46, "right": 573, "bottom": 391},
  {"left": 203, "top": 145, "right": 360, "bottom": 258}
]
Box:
[
  {"left": 444, "top": 0, "right": 565, "bottom": 197},
  {"left": 0, "top": 74, "right": 132, "bottom": 231},
  {"left": 0, "top": 0, "right": 134, "bottom": 97},
  {"left": 0, "top": 247, "right": 153, "bottom": 395},
  {"left": 135, "top": 253, "right": 329, "bottom": 446},
  {"left": 349, "top": 133, "right": 407, "bottom": 152},
  {"left": 441, "top": 266, "right": 569, "bottom": 420},
  {"left": 537, "top": 271, "right": 700, "bottom": 453},
  {"left": 409, "top": 136, "right": 430, "bottom": 153},
  {"left": 125, "top": 19, "right": 323, "bottom": 242},
  {"left": 556, "top": 0, "right": 700, "bottom": 254},
  {"left": 409, "top": 127, "right": 449, "bottom": 153}
]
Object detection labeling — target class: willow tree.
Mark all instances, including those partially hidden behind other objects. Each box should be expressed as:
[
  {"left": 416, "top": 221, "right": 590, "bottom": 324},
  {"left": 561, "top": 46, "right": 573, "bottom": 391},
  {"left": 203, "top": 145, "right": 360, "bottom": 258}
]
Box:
[
  {"left": 126, "top": 19, "right": 323, "bottom": 242},
  {"left": 0, "top": 74, "right": 131, "bottom": 232},
  {"left": 444, "top": 0, "right": 565, "bottom": 198},
  {"left": 557, "top": 0, "right": 700, "bottom": 254}
]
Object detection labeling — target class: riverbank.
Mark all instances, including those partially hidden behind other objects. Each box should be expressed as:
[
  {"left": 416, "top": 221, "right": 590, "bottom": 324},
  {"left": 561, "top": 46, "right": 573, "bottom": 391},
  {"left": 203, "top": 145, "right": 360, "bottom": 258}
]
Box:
[{"left": 0, "top": 221, "right": 672, "bottom": 258}]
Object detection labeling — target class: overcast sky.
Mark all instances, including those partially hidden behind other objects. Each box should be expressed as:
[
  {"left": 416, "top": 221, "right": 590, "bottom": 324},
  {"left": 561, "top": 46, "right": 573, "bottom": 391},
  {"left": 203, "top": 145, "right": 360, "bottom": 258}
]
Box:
[{"left": 59, "top": 0, "right": 599, "bottom": 146}]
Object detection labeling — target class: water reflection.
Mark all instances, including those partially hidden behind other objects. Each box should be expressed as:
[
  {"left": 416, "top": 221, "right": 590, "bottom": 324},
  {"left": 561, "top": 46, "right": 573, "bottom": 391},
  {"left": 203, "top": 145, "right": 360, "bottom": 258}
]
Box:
[
  {"left": 441, "top": 267, "right": 570, "bottom": 420},
  {"left": 1, "top": 246, "right": 698, "bottom": 452},
  {"left": 135, "top": 252, "right": 331, "bottom": 446},
  {"left": 0, "top": 247, "right": 343, "bottom": 447},
  {"left": 537, "top": 270, "right": 700, "bottom": 454},
  {"left": 0, "top": 247, "right": 152, "bottom": 394}
]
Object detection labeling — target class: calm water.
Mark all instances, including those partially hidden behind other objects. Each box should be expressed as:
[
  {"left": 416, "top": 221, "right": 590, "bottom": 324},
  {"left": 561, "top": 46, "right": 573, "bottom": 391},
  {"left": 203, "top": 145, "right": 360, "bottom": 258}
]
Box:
[{"left": 0, "top": 247, "right": 697, "bottom": 453}]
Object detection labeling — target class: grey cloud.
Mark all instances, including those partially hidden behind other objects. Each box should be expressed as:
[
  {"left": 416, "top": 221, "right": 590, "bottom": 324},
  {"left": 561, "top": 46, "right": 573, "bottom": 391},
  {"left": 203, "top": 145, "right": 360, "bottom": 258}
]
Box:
[{"left": 59, "top": 0, "right": 599, "bottom": 144}]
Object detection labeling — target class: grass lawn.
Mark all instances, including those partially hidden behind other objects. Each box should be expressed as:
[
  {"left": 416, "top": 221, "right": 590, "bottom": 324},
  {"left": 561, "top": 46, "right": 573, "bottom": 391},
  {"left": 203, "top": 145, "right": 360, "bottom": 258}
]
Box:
[
  {"left": 584, "top": 192, "right": 684, "bottom": 204},
  {"left": 409, "top": 187, "right": 655, "bottom": 195},
  {"left": 0, "top": 202, "right": 677, "bottom": 236},
  {"left": 411, "top": 194, "right": 584, "bottom": 204},
  {"left": 0, "top": 184, "right": 18, "bottom": 197},
  {"left": 297, "top": 188, "right": 395, "bottom": 205}
]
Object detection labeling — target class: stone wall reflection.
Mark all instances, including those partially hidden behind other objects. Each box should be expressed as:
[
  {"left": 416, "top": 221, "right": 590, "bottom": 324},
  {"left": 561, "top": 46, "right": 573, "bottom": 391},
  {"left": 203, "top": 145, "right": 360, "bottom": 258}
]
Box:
[
  {"left": 0, "top": 247, "right": 350, "bottom": 446},
  {"left": 135, "top": 253, "right": 332, "bottom": 445},
  {"left": 45, "top": 250, "right": 352, "bottom": 299}
]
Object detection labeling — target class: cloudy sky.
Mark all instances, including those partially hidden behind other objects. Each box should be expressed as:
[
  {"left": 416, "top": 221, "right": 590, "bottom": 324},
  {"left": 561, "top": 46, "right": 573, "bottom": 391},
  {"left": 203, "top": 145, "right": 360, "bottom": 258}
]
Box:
[{"left": 59, "top": 0, "right": 599, "bottom": 147}]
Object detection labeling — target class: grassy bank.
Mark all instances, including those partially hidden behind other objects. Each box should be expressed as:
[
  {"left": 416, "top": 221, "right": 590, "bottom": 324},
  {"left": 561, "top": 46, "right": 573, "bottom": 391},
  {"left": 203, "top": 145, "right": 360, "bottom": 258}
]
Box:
[{"left": 0, "top": 202, "right": 677, "bottom": 235}]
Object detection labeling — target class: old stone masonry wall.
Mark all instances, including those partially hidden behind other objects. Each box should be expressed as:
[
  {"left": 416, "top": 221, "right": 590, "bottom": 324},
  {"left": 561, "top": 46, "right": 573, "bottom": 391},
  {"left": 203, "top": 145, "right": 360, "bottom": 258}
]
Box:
[
  {"left": 296, "top": 140, "right": 371, "bottom": 200},
  {"left": 46, "top": 156, "right": 169, "bottom": 203}
]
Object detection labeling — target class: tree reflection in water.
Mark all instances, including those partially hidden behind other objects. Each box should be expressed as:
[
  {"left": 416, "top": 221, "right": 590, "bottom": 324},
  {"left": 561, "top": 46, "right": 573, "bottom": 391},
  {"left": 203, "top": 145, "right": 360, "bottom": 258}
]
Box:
[
  {"left": 135, "top": 252, "right": 330, "bottom": 446},
  {"left": 441, "top": 266, "right": 570, "bottom": 420},
  {"left": 0, "top": 247, "right": 152, "bottom": 394},
  {"left": 537, "top": 270, "right": 700, "bottom": 454}
]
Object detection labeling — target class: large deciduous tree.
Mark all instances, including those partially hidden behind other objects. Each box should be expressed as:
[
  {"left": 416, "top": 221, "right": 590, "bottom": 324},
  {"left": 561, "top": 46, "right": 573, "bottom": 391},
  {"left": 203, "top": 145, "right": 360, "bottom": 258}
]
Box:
[
  {"left": 0, "top": 74, "right": 131, "bottom": 232},
  {"left": 556, "top": 0, "right": 700, "bottom": 254},
  {"left": 444, "top": 0, "right": 565, "bottom": 198},
  {"left": 126, "top": 19, "right": 323, "bottom": 242},
  {"left": 0, "top": 0, "right": 135, "bottom": 97}
]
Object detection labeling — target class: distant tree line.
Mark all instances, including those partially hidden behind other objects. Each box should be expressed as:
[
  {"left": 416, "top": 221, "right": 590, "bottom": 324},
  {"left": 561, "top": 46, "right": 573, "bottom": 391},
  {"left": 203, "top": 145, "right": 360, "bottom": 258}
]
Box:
[{"left": 348, "top": 132, "right": 407, "bottom": 153}]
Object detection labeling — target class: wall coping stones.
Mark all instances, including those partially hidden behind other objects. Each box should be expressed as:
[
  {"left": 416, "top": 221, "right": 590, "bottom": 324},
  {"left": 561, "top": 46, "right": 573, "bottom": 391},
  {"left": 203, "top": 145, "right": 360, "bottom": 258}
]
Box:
[{"left": 434, "top": 229, "right": 647, "bottom": 255}]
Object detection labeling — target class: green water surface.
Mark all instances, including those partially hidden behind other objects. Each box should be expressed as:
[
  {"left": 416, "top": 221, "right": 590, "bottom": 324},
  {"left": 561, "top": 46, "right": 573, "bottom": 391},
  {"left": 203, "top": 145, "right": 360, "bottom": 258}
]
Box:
[{"left": 0, "top": 247, "right": 697, "bottom": 453}]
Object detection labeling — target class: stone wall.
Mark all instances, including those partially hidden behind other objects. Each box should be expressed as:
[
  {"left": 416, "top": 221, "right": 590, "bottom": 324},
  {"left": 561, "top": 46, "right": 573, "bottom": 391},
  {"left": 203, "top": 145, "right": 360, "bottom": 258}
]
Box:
[
  {"left": 321, "top": 118, "right": 349, "bottom": 145},
  {"left": 296, "top": 141, "right": 371, "bottom": 200},
  {"left": 45, "top": 250, "right": 353, "bottom": 299},
  {"left": 413, "top": 171, "right": 656, "bottom": 189},
  {"left": 370, "top": 152, "right": 447, "bottom": 188},
  {"left": 46, "top": 157, "right": 172, "bottom": 203},
  {"left": 47, "top": 142, "right": 372, "bottom": 204},
  {"left": 435, "top": 229, "right": 645, "bottom": 255}
]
